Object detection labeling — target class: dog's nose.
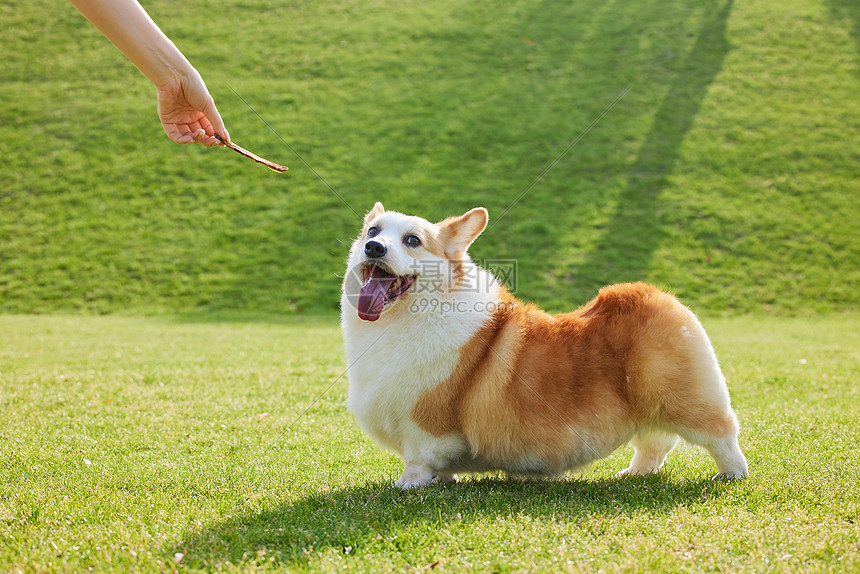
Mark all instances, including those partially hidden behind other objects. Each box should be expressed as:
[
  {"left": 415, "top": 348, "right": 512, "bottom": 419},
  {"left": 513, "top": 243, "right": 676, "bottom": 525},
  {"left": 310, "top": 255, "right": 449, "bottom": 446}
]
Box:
[{"left": 364, "top": 241, "right": 387, "bottom": 259}]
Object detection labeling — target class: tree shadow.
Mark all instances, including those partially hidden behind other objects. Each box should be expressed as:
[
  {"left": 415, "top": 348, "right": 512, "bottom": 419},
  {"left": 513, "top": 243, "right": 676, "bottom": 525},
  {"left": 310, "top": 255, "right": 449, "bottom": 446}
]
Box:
[
  {"left": 170, "top": 474, "right": 736, "bottom": 569},
  {"left": 570, "top": 0, "right": 734, "bottom": 292},
  {"left": 828, "top": 0, "right": 860, "bottom": 65},
  {"left": 184, "top": 1, "right": 737, "bottom": 319}
]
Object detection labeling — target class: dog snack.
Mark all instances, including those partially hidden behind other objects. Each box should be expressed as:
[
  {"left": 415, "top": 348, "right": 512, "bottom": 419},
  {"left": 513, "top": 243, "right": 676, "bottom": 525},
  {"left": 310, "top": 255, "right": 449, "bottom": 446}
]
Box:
[{"left": 215, "top": 134, "right": 288, "bottom": 172}]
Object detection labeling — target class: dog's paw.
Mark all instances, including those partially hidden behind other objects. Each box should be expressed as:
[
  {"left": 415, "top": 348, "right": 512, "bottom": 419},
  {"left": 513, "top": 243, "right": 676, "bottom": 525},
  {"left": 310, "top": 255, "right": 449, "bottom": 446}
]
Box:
[
  {"left": 394, "top": 465, "right": 436, "bottom": 490},
  {"left": 393, "top": 477, "right": 429, "bottom": 490},
  {"left": 436, "top": 472, "right": 459, "bottom": 484},
  {"left": 712, "top": 469, "right": 748, "bottom": 481},
  {"left": 616, "top": 466, "right": 657, "bottom": 477}
]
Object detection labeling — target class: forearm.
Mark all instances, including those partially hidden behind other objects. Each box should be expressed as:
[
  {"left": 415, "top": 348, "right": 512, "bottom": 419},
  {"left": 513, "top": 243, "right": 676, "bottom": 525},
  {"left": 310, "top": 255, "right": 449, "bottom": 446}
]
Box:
[{"left": 69, "top": 0, "right": 194, "bottom": 88}]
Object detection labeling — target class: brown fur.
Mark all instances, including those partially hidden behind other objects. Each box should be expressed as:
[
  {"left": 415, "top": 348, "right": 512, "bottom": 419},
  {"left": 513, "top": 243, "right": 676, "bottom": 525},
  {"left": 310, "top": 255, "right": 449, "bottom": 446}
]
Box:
[
  {"left": 345, "top": 204, "right": 746, "bottom": 486},
  {"left": 412, "top": 282, "right": 738, "bottom": 474},
  {"left": 436, "top": 208, "right": 488, "bottom": 284}
]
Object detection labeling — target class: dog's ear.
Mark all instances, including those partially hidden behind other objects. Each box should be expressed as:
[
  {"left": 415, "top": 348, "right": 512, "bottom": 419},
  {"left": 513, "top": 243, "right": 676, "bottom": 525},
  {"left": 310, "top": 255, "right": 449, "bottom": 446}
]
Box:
[
  {"left": 363, "top": 202, "right": 385, "bottom": 226},
  {"left": 438, "top": 207, "right": 488, "bottom": 260}
]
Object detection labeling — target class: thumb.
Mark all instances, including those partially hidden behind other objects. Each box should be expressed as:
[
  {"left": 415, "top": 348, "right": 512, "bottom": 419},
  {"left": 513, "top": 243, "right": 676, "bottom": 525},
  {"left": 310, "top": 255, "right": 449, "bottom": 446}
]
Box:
[{"left": 201, "top": 98, "right": 229, "bottom": 143}]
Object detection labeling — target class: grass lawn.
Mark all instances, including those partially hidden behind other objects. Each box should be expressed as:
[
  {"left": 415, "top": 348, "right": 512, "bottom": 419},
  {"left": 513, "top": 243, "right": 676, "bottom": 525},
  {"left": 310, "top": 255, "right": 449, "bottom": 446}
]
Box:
[
  {"left": 1, "top": 314, "right": 857, "bottom": 572},
  {"left": 2, "top": 0, "right": 859, "bottom": 570},
  {"left": 2, "top": 0, "right": 859, "bottom": 316}
]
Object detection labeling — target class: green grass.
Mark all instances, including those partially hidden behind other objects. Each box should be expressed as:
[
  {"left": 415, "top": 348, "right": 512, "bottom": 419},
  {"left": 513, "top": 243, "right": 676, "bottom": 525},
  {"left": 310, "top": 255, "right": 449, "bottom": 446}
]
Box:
[
  {"left": 2, "top": 0, "right": 859, "bottom": 569},
  {"left": 1, "top": 314, "right": 858, "bottom": 572},
  {"left": 2, "top": 0, "right": 859, "bottom": 315}
]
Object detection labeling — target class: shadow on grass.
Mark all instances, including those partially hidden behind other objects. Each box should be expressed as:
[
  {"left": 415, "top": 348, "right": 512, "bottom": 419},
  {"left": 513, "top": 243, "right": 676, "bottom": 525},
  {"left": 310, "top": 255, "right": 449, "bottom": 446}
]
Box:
[
  {"left": 171, "top": 474, "right": 734, "bottom": 568},
  {"left": 829, "top": 0, "right": 860, "bottom": 65},
  {"left": 199, "top": 1, "right": 737, "bottom": 319},
  {"left": 571, "top": 0, "right": 733, "bottom": 291}
]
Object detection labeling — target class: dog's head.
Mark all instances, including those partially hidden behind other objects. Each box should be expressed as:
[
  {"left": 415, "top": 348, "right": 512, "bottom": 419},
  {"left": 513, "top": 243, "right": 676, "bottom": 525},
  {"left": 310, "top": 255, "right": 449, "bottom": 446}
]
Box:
[{"left": 342, "top": 202, "right": 488, "bottom": 322}]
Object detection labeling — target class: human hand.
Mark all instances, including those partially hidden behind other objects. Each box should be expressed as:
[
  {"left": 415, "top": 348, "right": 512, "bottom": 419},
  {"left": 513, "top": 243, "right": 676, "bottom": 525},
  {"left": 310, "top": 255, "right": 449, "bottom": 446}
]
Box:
[{"left": 156, "top": 69, "right": 229, "bottom": 148}]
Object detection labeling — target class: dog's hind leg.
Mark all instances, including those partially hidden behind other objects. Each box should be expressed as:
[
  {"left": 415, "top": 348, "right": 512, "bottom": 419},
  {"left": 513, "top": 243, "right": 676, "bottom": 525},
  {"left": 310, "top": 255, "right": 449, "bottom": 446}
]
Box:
[
  {"left": 617, "top": 430, "right": 679, "bottom": 476},
  {"left": 659, "top": 378, "right": 748, "bottom": 480},
  {"left": 673, "top": 415, "right": 748, "bottom": 480},
  {"left": 662, "top": 313, "right": 749, "bottom": 479},
  {"left": 660, "top": 361, "right": 748, "bottom": 480}
]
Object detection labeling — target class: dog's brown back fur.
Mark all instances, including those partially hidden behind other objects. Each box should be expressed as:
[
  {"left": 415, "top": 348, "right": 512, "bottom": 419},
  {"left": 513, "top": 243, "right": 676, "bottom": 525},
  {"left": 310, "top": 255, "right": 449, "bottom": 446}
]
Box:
[{"left": 411, "top": 282, "right": 737, "bottom": 473}]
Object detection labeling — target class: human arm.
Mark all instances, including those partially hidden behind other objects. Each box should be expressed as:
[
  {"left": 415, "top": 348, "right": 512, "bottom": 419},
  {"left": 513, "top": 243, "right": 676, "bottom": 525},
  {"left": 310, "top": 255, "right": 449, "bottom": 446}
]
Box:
[{"left": 69, "top": 0, "right": 229, "bottom": 147}]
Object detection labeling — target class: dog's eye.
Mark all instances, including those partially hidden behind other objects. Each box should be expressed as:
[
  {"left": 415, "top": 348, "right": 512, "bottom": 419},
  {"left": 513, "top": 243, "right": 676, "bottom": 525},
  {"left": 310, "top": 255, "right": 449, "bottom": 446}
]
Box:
[
  {"left": 367, "top": 226, "right": 380, "bottom": 238},
  {"left": 404, "top": 234, "right": 422, "bottom": 248}
]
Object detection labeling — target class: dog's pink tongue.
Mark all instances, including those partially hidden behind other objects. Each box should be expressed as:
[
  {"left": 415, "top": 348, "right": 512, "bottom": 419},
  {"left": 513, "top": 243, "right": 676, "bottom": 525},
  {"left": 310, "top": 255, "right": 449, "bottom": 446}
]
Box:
[{"left": 358, "top": 267, "right": 396, "bottom": 322}]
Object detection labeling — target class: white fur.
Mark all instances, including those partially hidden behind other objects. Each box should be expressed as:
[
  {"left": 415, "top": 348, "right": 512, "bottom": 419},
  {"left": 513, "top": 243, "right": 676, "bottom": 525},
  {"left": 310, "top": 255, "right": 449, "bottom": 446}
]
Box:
[
  {"left": 341, "top": 209, "right": 499, "bottom": 487},
  {"left": 342, "top": 207, "right": 748, "bottom": 488}
]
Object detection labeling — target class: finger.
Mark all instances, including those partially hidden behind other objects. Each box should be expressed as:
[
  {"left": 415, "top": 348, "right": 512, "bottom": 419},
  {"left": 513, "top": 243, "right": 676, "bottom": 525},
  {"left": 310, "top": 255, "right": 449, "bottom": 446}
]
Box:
[
  {"left": 196, "top": 124, "right": 227, "bottom": 148},
  {"left": 193, "top": 119, "right": 224, "bottom": 148},
  {"left": 165, "top": 123, "right": 195, "bottom": 145},
  {"left": 201, "top": 99, "right": 230, "bottom": 143},
  {"left": 191, "top": 129, "right": 210, "bottom": 146},
  {"left": 194, "top": 130, "right": 221, "bottom": 147},
  {"left": 216, "top": 127, "right": 231, "bottom": 145}
]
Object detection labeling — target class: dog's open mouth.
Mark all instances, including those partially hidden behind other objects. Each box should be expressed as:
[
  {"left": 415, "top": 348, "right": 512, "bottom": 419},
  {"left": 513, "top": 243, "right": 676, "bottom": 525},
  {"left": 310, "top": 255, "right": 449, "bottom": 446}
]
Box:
[{"left": 358, "top": 263, "right": 416, "bottom": 322}]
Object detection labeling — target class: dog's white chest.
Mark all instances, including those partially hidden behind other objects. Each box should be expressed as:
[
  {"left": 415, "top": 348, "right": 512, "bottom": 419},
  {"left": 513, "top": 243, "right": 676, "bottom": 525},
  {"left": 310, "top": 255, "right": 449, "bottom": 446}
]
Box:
[
  {"left": 343, "top": 304, "right": 492, "bottom": 453},
  {"left": 344, "top": 323, "right": 461, "bottom": 451}
]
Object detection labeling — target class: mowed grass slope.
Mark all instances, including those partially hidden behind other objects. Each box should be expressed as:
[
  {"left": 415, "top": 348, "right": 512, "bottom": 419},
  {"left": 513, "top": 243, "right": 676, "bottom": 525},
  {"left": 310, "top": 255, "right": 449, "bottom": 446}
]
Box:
[
  {"left": 0, "top": 314, "right": 858, "bottom": 572},
  {"left": 1, "top": 0, "right": 859, "bottom": 316}
]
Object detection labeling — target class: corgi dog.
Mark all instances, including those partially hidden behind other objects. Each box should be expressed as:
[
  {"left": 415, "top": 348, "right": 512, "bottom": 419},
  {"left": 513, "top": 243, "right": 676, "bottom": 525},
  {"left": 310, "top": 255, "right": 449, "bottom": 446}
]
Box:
[{"left": 341, "top": 203, "right": 748, "bottom": 489}]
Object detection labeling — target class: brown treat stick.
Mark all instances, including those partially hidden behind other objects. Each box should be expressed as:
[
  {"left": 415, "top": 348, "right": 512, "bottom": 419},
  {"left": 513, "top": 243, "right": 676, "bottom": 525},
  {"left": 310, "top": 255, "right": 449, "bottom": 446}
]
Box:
[{"left": 215, "top": 134, "right": 288, "bottom": 172}]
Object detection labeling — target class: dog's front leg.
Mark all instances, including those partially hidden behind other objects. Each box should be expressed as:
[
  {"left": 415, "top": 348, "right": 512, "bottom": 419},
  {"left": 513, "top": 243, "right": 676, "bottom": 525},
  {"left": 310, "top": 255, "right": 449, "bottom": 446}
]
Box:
[
  {"left": 393, "top": 430, "right": 467, "bottom": 490},
  {"left": 394, "top": 463, "right": 437, "bottom": 490}
]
